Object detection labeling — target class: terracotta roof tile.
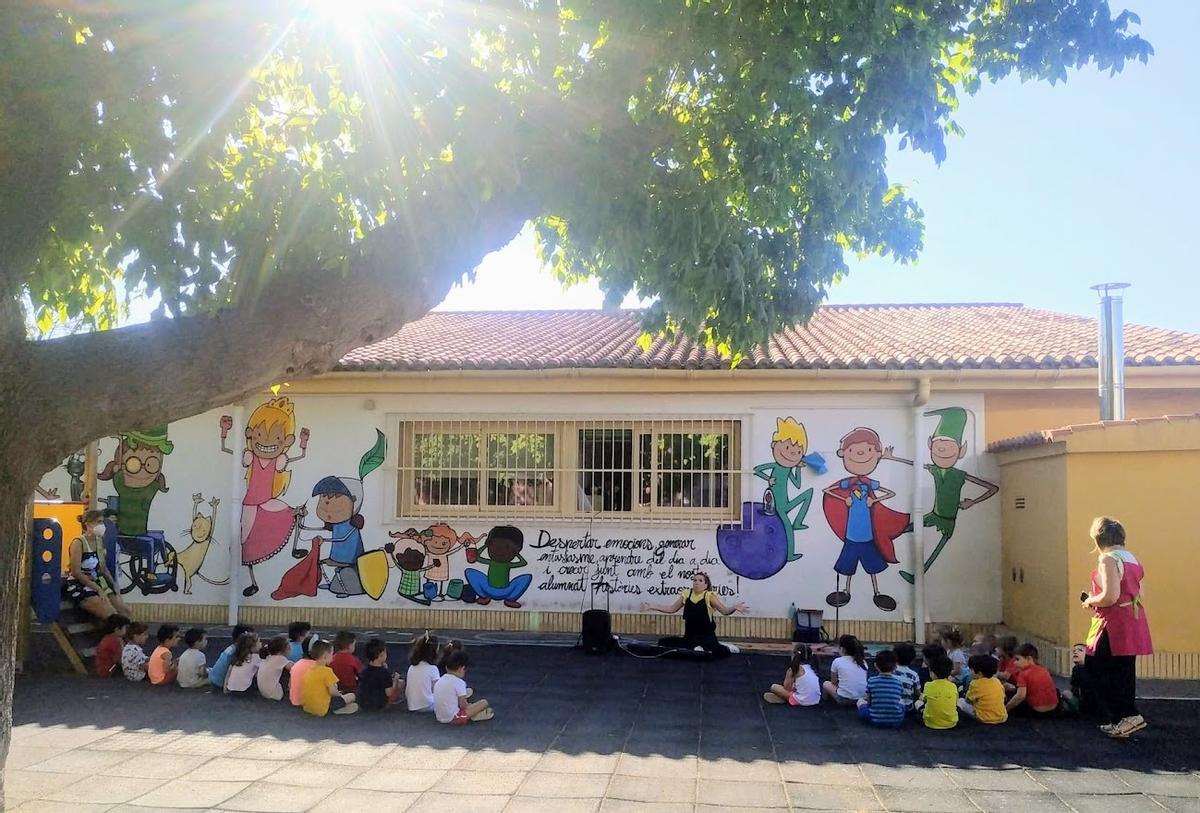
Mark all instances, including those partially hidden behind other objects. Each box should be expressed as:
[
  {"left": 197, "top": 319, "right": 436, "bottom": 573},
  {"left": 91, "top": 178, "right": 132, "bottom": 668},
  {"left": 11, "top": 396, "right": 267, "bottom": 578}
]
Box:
[
  {"left": 335, "top": 304, "right": 1200, "bottom": 373},
  {"left": 987, "top": 413, "right": 1200, "bottom": 453}
]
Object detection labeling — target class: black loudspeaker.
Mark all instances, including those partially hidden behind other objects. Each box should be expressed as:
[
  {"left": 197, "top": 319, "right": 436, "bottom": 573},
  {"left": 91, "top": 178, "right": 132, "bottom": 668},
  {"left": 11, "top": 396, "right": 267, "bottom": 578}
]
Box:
[{"left": 581, "top": 609, "right": 613, "bottom": 654}]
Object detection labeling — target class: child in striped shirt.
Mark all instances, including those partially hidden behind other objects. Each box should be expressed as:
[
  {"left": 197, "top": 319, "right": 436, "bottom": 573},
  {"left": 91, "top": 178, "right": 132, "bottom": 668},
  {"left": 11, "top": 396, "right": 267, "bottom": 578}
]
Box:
[{"left": 857, "top": 649, "right": 905, "bottom": 727}]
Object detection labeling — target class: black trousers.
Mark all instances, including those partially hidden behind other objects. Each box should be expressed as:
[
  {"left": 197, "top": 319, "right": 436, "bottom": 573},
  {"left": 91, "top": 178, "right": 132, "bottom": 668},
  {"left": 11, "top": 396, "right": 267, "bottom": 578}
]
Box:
[
  {"left": 658, "top": 633, "right": 731, "bottom": 659},
  {"left": 1084, "top": 631, "right": 1139, "bottom": 724}
]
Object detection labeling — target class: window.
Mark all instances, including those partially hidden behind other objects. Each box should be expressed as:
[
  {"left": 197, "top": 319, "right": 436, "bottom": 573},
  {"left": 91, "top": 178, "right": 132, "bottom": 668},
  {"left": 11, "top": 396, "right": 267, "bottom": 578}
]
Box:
[{"left": 396, "top": 418, "right": 740, "bottom": 521}]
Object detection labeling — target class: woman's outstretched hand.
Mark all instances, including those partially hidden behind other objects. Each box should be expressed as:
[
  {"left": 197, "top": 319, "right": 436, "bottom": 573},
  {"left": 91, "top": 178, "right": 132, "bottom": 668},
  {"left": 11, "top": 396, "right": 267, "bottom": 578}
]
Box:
[{"left": 733, "top": 602, "right": 750, "bottom": 615}]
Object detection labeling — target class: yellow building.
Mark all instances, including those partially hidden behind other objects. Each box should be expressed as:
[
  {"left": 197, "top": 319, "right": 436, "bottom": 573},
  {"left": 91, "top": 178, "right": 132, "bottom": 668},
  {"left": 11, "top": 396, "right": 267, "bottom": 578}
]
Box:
[{"left": 990, "top": 414, "right": 1200, "bottom": 678}]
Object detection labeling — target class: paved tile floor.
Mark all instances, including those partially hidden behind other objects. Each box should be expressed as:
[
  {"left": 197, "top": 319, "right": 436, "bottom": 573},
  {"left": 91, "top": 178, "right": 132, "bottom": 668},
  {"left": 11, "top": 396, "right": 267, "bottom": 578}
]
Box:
[{"left": 8, "top": 643, "right": 1200, "bottom": 812}]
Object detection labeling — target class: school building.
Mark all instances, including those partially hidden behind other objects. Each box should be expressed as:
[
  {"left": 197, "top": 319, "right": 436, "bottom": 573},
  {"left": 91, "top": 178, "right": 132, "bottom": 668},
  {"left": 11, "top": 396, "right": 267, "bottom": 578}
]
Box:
[{"left": 33, "top": 304, "right": 1200, "bottom": 674}]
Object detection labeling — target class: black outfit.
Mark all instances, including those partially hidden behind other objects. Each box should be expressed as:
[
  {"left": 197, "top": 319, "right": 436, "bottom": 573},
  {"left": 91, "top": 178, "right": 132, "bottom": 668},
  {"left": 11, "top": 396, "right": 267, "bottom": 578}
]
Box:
[
  {"left": 358, "top": 665, "right": 393, "bottom": 711},
  {"left": 62, "top": 536, "right": 108, "bottom": 605},
  {"left": 1070, "top": 664, "right": 1098, "bottom": 718},
  {"left": 1085, "top": 630, "right": 1139, "bottom": 724},
  {"left": 658, "top": 591, "right": 731, "bottom": 658}
]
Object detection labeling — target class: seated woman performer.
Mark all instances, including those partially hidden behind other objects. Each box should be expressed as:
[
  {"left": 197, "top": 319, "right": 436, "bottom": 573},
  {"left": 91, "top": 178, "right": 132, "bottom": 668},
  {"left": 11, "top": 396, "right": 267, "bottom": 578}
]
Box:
[{"left": 641, "top": 572, "right": 749, "bottom": 658}]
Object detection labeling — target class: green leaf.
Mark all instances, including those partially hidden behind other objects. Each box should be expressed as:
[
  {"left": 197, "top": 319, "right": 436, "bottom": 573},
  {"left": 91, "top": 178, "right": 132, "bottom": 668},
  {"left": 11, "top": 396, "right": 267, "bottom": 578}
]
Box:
[{"left": 358, "top": 429, "right": 387, "bottom": 480}]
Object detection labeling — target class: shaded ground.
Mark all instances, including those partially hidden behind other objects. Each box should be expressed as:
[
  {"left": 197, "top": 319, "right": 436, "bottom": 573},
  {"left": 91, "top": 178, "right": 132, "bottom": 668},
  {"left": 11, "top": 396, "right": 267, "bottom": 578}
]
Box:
[{"left": 8, "top": 641, "right": 1200, "bottom": 812}]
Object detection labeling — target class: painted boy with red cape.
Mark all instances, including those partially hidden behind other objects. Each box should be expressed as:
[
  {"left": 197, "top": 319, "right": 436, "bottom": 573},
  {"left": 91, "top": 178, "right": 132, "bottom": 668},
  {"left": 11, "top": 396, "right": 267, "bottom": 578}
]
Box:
[{"left": 822, "top": 427, "right": 911, "bottom": 612}]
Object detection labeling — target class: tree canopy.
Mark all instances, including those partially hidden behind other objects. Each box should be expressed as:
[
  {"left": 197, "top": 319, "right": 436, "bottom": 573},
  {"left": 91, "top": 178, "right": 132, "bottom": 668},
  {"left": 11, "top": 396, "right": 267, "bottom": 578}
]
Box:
[{"left": 2, "top": 0, "right": 1150, "bottom": 359}]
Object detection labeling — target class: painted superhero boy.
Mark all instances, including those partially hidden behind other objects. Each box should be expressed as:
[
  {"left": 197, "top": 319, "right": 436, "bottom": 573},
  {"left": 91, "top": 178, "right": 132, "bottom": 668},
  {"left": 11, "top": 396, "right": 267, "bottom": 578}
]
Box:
[
  {"left": 821, "top": 427, "right": 911, "bottom": 612},
  {"left": 882, "top": 407, "right": 998, "bottom": 583},
  {"left": 752, "top": 417, "right": 827, "bottom": 561}
]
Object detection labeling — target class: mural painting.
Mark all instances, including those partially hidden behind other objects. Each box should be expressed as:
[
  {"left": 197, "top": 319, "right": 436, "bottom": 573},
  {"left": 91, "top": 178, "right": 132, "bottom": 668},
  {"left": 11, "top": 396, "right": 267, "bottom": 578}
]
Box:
[
  {"left": 387, "top": 524, "right": 483, "bottom": 602},
  {"left": 98, "top": 428, "right": 180, "bottom": 595},
  {"left": 220, "top": 399, "right": 309, "bottom": 597},
  {"left": 99, "top": 427, "right": 173, "bottom": 536},
  {"left": 886, "top": 407, "right": 999, "bottom": 583},
  {"left": 718, "top": 417, "right": 825, "bottom": 580},
  {"left": 821, "top": 427, "right": 911, "bottom": 612},
  {"left": 173, "top": 494, "right": 229, "bottom": 594},
  {"left": 464, "top": 525, "right": 532, "bottom": 608},
  {"left": 272, "top": 430, "right": 389, "bottom": 601}
]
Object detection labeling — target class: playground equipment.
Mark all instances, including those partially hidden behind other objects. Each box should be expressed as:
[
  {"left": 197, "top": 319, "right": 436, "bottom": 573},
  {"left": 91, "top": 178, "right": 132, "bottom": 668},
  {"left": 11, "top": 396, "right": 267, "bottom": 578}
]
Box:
[
  {"left": 28, "top": 514, "right": 97, "bottom": 674},
  {"left": 100, "top": 495, "right": 179, "bottom": 595}
]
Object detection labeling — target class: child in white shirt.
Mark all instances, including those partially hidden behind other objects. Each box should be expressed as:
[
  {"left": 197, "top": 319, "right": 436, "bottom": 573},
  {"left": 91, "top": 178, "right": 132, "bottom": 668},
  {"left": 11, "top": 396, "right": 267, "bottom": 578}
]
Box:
[
  {"left": 223, "top": 631, "right": 261, "bottom": 695},
  {"left": 764, "top": 643, "right": 820, "bottom": 707},
  {"left": 176, "top": 627, "right": 209, "bottom": 688},
  {"left": 822, "top": 635, "right": 868, "bottom": 705},
  {"left": 405, "top": 633, "right": 441, "bottom": 712},
  {"left": 433, "top": 650, "right": 492, "bottom": 724}
]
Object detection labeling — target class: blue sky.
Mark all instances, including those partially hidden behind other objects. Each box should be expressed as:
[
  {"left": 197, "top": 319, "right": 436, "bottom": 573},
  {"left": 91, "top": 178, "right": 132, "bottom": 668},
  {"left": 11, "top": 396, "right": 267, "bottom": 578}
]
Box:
[{"left": 439, "top": 0, "right": 1198, "bottom": 333}]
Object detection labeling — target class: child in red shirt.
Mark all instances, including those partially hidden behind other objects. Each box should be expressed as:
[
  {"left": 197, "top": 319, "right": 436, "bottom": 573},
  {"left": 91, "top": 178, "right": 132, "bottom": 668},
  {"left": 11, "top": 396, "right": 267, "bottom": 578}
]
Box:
[
  {"left": 94, "top": 614, "right": 130, "bottom": 677},
  {"left": 1005, "top": 643, "right": 1060, "bottom": 716},
  {"left": 329, "top": 630, "right": 364, "bottom": 692}
]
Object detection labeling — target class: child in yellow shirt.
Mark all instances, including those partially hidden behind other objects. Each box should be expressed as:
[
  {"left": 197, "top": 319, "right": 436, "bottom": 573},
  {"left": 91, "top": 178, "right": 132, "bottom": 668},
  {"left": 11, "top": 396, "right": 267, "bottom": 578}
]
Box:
[
  {"left": 301, "top": 640, "right": 359, "bottom": 716},
  {"left": 958, "top": 655, "right": 1008, "bottom": 724},
  {"left": 920, "top": 655, "right": 958, "bottom": 730}
]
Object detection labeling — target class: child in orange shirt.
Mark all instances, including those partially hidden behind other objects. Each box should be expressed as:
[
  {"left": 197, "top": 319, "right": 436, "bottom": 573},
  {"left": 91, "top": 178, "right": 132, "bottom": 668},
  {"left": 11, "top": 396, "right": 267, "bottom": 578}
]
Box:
[{"left": 148, "top": 624, "right": 180, "bottom": 685}]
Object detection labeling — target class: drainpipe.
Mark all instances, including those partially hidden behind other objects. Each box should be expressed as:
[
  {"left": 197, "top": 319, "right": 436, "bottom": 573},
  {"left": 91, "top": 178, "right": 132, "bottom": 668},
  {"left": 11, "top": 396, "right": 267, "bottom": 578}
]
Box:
[
  {"left": 1092, "top": 283, "right": 1129, "bottom": 421},
  {"left": 226, "top": 405, "right": 245, "bottom": 626},
  {"left": 911, "top": 378, "right": 931, "bottom": 645}
]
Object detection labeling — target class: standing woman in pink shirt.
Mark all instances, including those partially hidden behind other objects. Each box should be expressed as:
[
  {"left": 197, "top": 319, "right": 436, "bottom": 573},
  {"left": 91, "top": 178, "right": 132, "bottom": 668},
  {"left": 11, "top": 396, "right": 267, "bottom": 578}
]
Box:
[{"left": 1081, "top": 516, "right": 1153, "bottom": 738}]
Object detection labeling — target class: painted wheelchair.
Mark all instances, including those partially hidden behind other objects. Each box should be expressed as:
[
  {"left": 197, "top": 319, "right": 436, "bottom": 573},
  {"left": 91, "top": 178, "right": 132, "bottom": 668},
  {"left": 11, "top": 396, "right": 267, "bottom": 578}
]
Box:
[{"left": 100, "top": 496, "right": 179, "bottom": 595}]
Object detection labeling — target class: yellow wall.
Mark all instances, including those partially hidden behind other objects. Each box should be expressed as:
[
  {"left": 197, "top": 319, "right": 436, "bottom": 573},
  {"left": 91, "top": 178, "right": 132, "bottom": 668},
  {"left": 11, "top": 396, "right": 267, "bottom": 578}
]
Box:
[
  {"left": 997, "top": 451, "right": 1070, "bottom": 643},
  {"left": 984, "top": 388, "right": 1200, "bottom": 445},
  {"left": 1064, "top": 447, "right": 1200, "bottom": 652}
]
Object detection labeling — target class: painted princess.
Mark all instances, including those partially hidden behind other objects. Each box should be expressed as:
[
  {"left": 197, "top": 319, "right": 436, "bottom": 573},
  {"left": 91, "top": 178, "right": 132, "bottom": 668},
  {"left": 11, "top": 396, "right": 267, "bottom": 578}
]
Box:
[{"left": 220, "top": 398, "right": 309, "bottom": 596}]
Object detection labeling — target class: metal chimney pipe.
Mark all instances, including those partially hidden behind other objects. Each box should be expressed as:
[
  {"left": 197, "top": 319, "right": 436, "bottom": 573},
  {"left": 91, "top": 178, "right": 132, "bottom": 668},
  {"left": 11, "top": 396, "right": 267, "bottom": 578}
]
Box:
[{"left": 1091, "top": 283, "right": 1129, "bottom": 421}]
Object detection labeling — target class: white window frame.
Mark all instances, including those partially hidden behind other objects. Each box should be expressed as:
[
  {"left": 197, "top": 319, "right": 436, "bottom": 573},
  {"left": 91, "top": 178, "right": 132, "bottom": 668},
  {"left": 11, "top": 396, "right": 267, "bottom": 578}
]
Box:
[{"left": 387, "top": 415, "right": 742, "bottom": 524}]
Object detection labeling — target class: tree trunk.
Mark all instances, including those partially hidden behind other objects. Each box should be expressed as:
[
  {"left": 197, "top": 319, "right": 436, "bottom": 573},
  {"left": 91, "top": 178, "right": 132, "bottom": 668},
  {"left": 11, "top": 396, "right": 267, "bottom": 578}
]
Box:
[{"left": 0, "top": 450, "right": 36, "bottom": 809}]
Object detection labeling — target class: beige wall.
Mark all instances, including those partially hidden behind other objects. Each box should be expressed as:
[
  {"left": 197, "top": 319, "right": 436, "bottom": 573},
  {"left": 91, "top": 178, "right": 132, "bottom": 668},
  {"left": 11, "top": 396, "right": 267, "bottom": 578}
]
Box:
[
  {"left": 985, "top": 388, "right": 1200, "bottom": 445},
  {"left": 997, "top": 451, "right": 1070, "bottom": 643}
]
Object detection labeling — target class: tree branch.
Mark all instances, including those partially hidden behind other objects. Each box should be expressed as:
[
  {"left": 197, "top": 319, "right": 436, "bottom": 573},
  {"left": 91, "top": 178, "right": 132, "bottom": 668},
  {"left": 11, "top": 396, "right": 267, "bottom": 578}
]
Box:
[{"left": 11, "top": 186, "right": 536, "bottom": 475}]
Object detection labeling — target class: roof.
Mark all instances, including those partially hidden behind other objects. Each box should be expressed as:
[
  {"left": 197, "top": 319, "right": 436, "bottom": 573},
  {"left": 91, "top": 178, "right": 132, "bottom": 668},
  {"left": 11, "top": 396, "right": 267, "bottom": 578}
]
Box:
[
  {"left": 987, "top": 413, "right": 1200, "bottom": 453},
  {"left": 334, "top": 303, "right": 1200, "bottom": 373}
]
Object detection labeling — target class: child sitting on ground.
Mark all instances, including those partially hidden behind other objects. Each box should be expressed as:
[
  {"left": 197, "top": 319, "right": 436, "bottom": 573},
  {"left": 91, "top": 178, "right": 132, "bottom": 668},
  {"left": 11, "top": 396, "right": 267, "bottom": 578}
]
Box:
[
  {"left": 857, "top": 649, "right": 905, "bottom": 727},
  {"left": 94, "top": 614, "right": 130, "bottom": 678},
  {"left": 434, "top": 650, "right": 492, "bottom": 723},
  {"left": 177, "top": 627, "right": 209, "bottom": 688},
  {"left": 287, "top": 622, "right": 312, "bottom": 663},
  {"left": 330, "top": 631, "right": 363, "bottom": 692},
  {"left": 302, "top": 639, "right": 358, "bottom": 716},
  {"left": 438, "top": 639, "right": 464, "bottom": 674},
  {"left": 1005, "top": 643, "right": 1060, "bottom": 717},
  {"left": 148, "top": 624, "right": 180, "bottom": 685},
  {"left": 406, "top": 632, "right": 441, "bottom": 712},
  {"left": 289, "top": 634, "right": 319, "bottom": 707},
  {"left": 257, "top": 636, "right": 292, "bottom": 701},
  {"left": 357, "top": 639, "right": 406, "bottom": 711},
  {"left": 1062, "top": 644, "right": 1095, "bottom": 716},
  {"left": 224, "top": 631, "right": 261, "bottom": 696},
  {"left": 764, "top": 643, "right": 820, "bottom": 707},
  {"left": 995, "top": 635, "right": 1019, "bottom": 684},
  {"left": 121, "top": 622, "right": 150, "bottom": 682},
  {"left": 940, "top": 627, "right": 967, "bottom": 681},
  {"left": 958, "top": 654, "right": 1008, "bottom": 724},
  {"left": 892, "top": 643, "right": 920, "bottom": 714},
  {"left": 920, "top": 655, "right": 958, "bottom": 730},
  {"left": 209, "top": 624, "right": 255, "bottom": 689},
  {"left": 917, "top": 643, "right": 946, "bottom": 686},
  {"left": 822, "top": 635, "right": 868, "bottom": 706}
]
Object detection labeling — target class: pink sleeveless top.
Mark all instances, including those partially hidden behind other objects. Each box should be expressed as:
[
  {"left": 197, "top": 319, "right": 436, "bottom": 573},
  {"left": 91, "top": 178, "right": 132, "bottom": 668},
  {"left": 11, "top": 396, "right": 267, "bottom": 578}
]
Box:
[{"left": 1086, "top": 549, "right": 1153, "bottom": 657}]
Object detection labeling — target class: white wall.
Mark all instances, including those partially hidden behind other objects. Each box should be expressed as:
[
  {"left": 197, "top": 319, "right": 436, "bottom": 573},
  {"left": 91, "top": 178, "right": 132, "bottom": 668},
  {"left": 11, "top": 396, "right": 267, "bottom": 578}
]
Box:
[{"left": 93, "top": 388, "right": 1001, "bottom": 624}]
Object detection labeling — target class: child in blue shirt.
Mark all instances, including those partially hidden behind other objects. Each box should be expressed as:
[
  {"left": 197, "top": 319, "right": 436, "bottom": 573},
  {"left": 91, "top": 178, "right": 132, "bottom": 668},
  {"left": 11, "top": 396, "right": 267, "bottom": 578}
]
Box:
[
  {"left": 209, "top": 624, "right": 255, "bottom": 688},
  {"left": 857, "top": 649, "right": 905, "bottom": 727},
  {"left": 287, "top": 621, "right": 312, "bottom": 663}
]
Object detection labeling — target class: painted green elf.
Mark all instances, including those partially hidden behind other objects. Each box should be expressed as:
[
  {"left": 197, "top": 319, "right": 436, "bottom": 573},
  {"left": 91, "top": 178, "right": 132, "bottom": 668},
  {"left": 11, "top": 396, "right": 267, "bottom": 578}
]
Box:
[
  {"left": 883, "top": 407, "right": 998, "bottom": 583},
  {"left": 98, "top": 426, "right": 173, "bottom": 536}
]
